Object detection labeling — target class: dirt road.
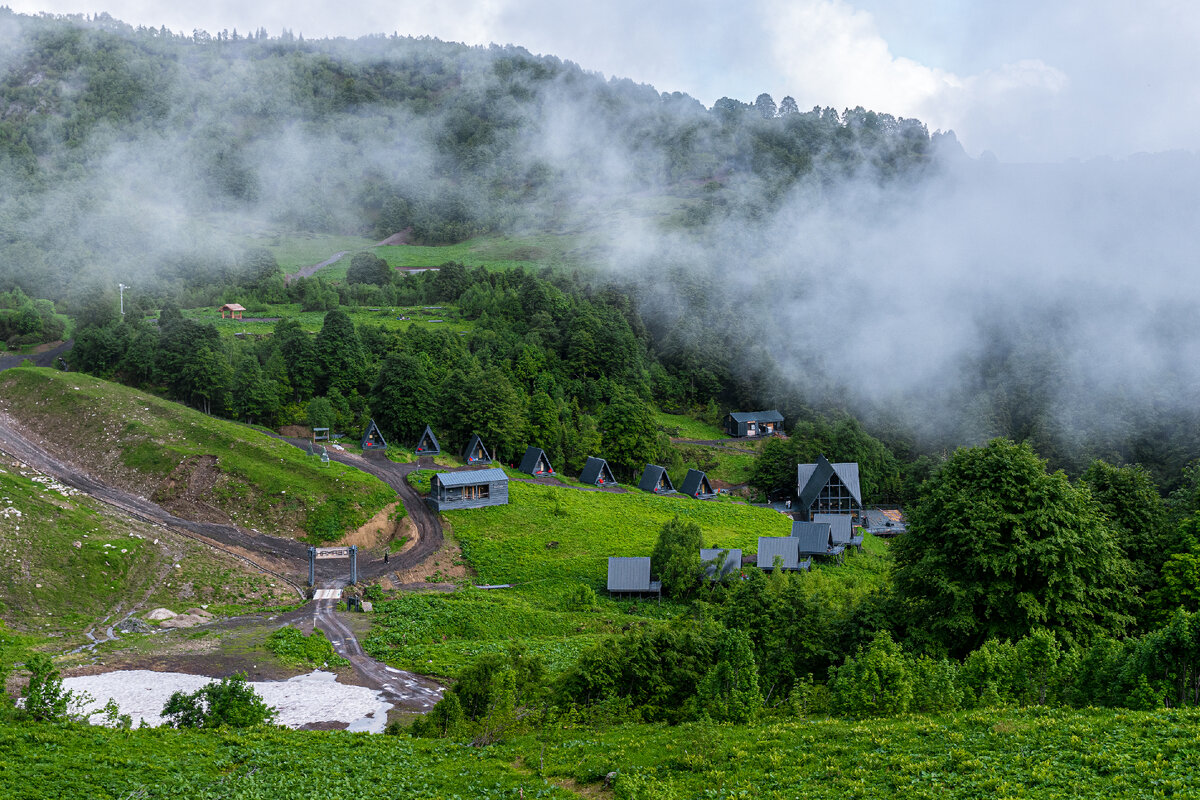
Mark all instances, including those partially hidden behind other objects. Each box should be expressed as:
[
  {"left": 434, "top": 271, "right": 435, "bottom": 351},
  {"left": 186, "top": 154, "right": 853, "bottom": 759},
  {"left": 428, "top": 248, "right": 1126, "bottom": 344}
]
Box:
[{"left": 311, "top": 594, "right": 443, "bottom": 712}]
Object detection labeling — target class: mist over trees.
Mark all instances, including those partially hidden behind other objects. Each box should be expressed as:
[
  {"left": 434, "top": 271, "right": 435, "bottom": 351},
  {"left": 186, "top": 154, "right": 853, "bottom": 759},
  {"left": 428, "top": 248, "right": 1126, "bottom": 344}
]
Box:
[{"left": 4, "top": 9, "right": 1200, "bottom": 487}]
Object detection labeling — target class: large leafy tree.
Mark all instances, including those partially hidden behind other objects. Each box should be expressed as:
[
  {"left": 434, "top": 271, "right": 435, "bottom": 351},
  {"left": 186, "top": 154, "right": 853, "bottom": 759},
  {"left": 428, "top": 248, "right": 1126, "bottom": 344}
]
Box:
[
  {"left": 314, "top": 308, "right": 368, "bottom": 395},
  {"left": 894, "top": 438, "right": 1135, "bottom": 655},
  {"left": 650, "top": 516, "right": 704, "bottom": 598},
  {"left": 1082, "top": 460, "right": 1174, "bottom": 621},
  {"left": 599, "top": 388, "right": 657, "bottom": 481},
  {"left": 369, "top": 350, "right": 435, "bottom": 442}
]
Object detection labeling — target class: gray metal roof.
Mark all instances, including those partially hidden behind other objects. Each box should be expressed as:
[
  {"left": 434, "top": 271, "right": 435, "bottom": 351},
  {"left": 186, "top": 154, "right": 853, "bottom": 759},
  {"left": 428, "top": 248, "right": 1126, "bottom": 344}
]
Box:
[
  {"left": 433, "top": 468, "right": 508, "bottom": 487},
  {"left": 813, "top": 513, "right": 855, "bottom": 546},
  {"left": 519, "top": 446, "right": 553, "bottom": 475},
  {"left": 607, "top": 556, "right": 652, "bottom": 591},
  {"left": 639, "top": 464, "right": 675, "bottom": 493},
  {"left": 790, "top": 521, "right": 834, "bottom": 555},
  {"left": 701, "top": 548, "right": 741, "bottom": 579},
  {"left": 580, "top": 456, "right": 615, "bottom": 485},
  {"left": 797, "top": 455, "right": 862, "bottom": 508},
  {"left": 680, "top": 469, "right": 714, "bottom": 497},
  {"left": 757, "top": 537, "right": 800, "bottom": 570},
  {"left": 728, "top": 410, "right": 784, "bottom": 423}
]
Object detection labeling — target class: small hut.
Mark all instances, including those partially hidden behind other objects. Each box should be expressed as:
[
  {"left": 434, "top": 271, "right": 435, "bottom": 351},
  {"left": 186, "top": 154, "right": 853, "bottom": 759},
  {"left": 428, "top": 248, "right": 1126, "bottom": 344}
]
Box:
[
  {"left": 519, "top": 446, "right": 554, "bottom": 476},
  {"left": 428, "top": 468, "right": 508, "bottom": 510},
  {"left": 219, "top": 303, "right": 246, "bottom": 320},
  {"left": 680, "top": 469, "right": 715, "bottom": 499},
  {"left": 415, "top": 425, "right": 441, "bottom": 456},
  {"left": 756, "top": 537, "right": 811, "bottom": 572},
  {"left": 462, "top": 434, "right": 491, "bottom": 465},
  {"left": 638, "top": 464, "right": 676, "bottom": 494},
  {"left": 724, "top": 410, "right": 784, "bottom": 438},
  {"left": 360, "top": 419, "right": 387, "bottom": 452},
  {"left": 790, "top": 520, "right": 846, "bottom": 561},
  {"left": 701, "top": 548, "right": 742, "bottom": 581},
  {"left": 813, "top": 513, "right": 863, "bottom": 551},
  {"left": 607, "top": 557, "right": 661, "bottom": 597},
  {"left": 579, "top": 456, "right": 616, "bottom": 486}
]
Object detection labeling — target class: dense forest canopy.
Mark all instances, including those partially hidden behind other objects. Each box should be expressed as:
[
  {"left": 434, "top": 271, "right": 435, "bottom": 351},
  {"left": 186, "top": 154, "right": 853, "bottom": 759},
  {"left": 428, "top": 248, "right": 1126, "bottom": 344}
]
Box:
[{"left": 3, "top": 9, "right": 1200, "bottom": 487}]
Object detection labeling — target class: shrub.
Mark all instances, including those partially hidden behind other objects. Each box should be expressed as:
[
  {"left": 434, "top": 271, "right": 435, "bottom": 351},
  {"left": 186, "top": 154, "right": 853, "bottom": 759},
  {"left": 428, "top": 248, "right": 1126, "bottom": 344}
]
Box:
[{"left": 161, "top": 673, "right": 276, "bottom": 729}]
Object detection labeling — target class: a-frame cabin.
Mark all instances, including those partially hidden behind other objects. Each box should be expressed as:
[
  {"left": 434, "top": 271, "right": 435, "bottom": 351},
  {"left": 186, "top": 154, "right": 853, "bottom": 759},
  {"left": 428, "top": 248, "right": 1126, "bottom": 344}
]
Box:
[
  {"left": 462, "top": 434, "right": 491, "bottom": 465},
  {"left": 415, "top": 425, "right": 441, "bottom": 456},
  {"left": 579, "top": 456, "right": 617, "bottom": 486},
  {"left": 680, "top": 469, "right": 715, "bottom": 498},
  {"left": 360, "top": 419, "right": 387, "bottom": 452},
  {"left": 796, "top": 454, "right": 863, "bottom": 522},
  {"left": 519, "top": 446, "right": 555, "bottom": 476},
  {"left": 639, "top": 464, "right": 676, "bottom": 494}
]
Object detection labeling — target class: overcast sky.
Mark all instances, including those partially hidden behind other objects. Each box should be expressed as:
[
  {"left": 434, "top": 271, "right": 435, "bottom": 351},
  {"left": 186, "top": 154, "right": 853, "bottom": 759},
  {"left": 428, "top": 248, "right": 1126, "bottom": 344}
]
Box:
[{"left": 8, "top": 0, "right": 1200, "bottom": 162}]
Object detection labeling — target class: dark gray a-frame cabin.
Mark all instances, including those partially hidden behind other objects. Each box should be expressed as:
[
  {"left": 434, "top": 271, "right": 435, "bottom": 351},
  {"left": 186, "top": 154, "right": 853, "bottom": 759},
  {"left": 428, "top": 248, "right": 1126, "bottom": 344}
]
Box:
[
  {"left": 724, "top": 410, "right": 784, "bottom": 438},
  {"left": 415, "top": 425, "right": 441, "bottom": 456},
  {"left": 813, "top": 513, "right": 864, "bottom": 551},
  {"left": 680, "top": 469, "right": 716, "bottom": 499},
  {"left": 462, "top": 434, "right": 491, "bottom": 465},
  {"left": 428, "top": 468, "right": 508, "bottom": 511},
  {"left": 360, "top": 419, "right": 387, "bottom": 453},
  {"left": 639, "top": 464, "right": 676, "bottom": 494},
  {"left": 796, "top": 455, "right": 863, "bottom": 522},
  {"left": 519, "top": 446, "right": 554, "bottom": 476},
  {"left": 579, "top": 456, "right": 616, "bottom": 486}
]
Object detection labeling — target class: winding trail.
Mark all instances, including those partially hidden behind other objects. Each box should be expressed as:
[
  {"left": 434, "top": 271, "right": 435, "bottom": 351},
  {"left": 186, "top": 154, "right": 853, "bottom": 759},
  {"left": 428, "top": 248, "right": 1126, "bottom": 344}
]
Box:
[{"left": 285, "top": 251, "right": 349, "bottom": 284}]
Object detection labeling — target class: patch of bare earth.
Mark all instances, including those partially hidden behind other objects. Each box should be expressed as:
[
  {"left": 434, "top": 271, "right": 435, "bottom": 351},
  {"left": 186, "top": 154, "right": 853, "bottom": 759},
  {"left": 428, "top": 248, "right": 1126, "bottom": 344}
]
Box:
[
  {"left": 388, "top": 520, "right": 472, "bottom": 590},
  {"left": 153, "top": 454, "right": 227, "bottom": 524},
  {"left": 337, "top": 502, "right": 406, "bottom": 554}
]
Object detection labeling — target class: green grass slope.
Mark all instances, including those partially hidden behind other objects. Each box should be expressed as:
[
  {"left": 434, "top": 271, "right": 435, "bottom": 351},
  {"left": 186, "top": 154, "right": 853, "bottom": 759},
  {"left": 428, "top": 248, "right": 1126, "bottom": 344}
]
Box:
[
  {"left": 0, "top": 452, "right": 298, "bottom": 636},
  {"left": 442, "top": 479, "right": 791, "bottom": 592},
  {"left": 516, "top": 707, "right": 1200, "bottom": 798},
  {"left": 0, "top": 368, "right": 393, "bottom": 541}
]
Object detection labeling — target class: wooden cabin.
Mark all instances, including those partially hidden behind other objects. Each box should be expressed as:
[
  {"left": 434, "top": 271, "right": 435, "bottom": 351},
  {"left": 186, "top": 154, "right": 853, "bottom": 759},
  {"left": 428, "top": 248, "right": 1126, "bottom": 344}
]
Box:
[
  {"left": 796, "top": 455, "right": 863, "bottom": 522},
  {"left": 701, "top": 548, "right": 742, "bottom": 581},
  {"left": 579, "top": 456, "right": 616, "bottom": 486},
  {"left": 680, "top": 469, "right": 715, "bottom": 498},
  {"left": 724, "top": 410, "right": 784, "bottom": 438},
  {"left": 607, "top": 557, "right": 662, "bottom": 597},
  {"left": 638, "top": 464, "right": 675, "bottom": 494},
  {"left": 428, "top": 468, "right": 508, "bottom": 511},
  {"left": 519, "top": 446, "right": 554, "bottom": 476},
  {"left": 360, "top": 419, "right": 387, "bottom": 453},
  {"left": 462, "top": 434, "right": 491, "bottom": 465},
  {"left": 415, "top": 425, "right": 441, "bottom": 456},
  {"left": 756, "top": 537, "right": 812, "bottom": 572}
]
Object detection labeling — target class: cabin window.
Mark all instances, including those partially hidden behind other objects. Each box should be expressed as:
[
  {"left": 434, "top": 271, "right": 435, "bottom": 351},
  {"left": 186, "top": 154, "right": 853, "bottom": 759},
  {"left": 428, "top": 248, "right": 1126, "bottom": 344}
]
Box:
[{"left": 462, "top": 484, "right": 490, "bottom": 500}]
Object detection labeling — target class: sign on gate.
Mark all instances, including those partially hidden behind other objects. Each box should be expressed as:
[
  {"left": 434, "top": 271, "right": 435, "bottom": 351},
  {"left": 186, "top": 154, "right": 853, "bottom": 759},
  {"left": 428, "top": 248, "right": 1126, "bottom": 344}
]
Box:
[{"left": 315, "top": 546, "right": 351, "bottom": 559}]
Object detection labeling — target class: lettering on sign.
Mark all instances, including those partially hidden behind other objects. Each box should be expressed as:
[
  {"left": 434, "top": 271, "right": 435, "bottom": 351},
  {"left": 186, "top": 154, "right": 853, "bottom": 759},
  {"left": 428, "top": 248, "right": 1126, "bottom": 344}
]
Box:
[{"left": 314, "top": 547, "right": 351, "bottom": 560}]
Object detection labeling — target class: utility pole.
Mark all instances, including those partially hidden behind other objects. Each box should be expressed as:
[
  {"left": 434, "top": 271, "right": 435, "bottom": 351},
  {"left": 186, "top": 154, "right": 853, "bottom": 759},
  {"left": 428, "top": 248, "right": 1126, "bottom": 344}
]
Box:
[{"left": 118, "top": 283, "right": 128, "bottom": 316}]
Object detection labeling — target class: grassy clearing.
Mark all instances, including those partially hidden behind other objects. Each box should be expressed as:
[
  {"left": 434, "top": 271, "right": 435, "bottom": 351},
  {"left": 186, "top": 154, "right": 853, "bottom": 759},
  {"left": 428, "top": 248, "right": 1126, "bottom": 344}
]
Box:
[
  {"left": 442, "top": 479, "right": 790, "bottom": 596},
  {"left": 375, "top": 232, "right": 586, "bottom": 272},
  {"left": 656, "top": 411, "right": 728, "bottom": 440},
  {"left": 251, "top": 232, "right": 377, "bottom": 274},
  {"left": 182, "top": 303, "right": 474, "bottom": 339},
  {"left": 365, "top": 590, "right": 625, "bottom": 679},
  {"left": 513, "top": 707, "right": 1200, "bottom": 798},
  {"left": 0, "top": 368, "right": 394, "bottom": 542}
]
